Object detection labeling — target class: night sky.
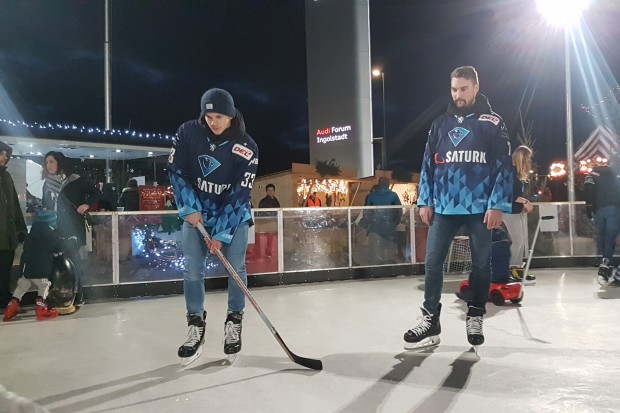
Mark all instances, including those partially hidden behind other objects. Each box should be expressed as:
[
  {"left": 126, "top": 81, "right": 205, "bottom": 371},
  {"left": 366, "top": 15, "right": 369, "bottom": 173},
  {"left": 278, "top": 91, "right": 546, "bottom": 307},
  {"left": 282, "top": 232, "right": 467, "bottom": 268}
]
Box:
[{"left": 1, "top": 0, "right": 619, "bottom": 177}]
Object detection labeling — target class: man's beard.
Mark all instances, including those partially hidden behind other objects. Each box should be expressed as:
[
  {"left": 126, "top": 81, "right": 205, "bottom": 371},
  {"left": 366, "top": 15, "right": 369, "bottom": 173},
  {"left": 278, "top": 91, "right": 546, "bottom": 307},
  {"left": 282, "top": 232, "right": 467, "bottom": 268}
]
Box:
[{"left": 454, "top": 99, "right": 472, "bottom": 108}]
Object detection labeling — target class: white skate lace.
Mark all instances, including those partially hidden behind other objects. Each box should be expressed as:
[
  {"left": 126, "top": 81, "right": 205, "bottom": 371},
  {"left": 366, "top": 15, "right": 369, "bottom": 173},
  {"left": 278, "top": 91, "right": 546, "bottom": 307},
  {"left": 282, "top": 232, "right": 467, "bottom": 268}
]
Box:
[
  {"left": 408, "top": 313, "right": 432, "bottom": 336},
  {"left": 184, "top": 325, "right": 203, "bottom": 347},
  {"left": 224, "top": 321, "right": 241, "bottom": 344},
  {"left": 467, "top": 316, "right": 483, "bottom": 335}
]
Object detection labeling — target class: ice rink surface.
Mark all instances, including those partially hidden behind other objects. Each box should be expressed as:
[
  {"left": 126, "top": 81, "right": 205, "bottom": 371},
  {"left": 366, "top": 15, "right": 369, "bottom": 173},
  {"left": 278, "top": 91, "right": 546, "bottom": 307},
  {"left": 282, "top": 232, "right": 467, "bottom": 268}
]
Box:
[{"left": 1, "top": 268, "right": 619, "bottom": 413}]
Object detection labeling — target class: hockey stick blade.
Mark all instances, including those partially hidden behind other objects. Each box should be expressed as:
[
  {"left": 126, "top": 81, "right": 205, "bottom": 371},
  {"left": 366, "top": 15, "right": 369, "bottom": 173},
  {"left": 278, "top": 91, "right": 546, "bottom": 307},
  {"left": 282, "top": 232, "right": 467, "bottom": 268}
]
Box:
[
  {"left": 197, "top": 225, "right": 323, "bottom": 371},
  {"left": 274, "top": 331, "right": 323, "bottom": 370}
]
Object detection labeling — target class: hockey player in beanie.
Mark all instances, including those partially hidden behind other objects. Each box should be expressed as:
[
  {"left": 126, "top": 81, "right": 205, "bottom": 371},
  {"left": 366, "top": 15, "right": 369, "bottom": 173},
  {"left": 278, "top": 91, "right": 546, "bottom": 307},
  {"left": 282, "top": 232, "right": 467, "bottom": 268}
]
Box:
[
  {"left": 200, "top": 88, "right": 237, "bottom": 119},
  {"left": 169, "top": 87, "right": 258, "bottom": 365}
]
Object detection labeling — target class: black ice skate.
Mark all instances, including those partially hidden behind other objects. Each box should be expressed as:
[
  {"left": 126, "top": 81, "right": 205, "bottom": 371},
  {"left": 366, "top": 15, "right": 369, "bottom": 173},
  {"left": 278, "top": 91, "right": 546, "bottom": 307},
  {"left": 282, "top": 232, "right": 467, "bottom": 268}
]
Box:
[
  {"left": 466, "top": 306, "right": 485, "bottom": 346},
  {"left": 178, "top": 312, "right": 206, "bottom": 366},
  {"left": 224, "top": 312, "right": 243, "bottom": 355},
  {"left": 404, "top": 304, "right": 441, "bottom": 350},
  {"left": 597, "top": 259, "right": 613, "bottom": 287}
]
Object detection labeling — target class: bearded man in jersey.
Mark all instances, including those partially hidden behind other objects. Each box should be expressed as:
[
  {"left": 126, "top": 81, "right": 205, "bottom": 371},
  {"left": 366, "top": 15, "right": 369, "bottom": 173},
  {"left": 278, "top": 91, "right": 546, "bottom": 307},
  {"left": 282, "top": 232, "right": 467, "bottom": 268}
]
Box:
[
  {"left": 168, "top": 88, "right": 258, "bottom": 364},
  {"left": 404, "top": 66, "right": 512, "bottom": 349}
]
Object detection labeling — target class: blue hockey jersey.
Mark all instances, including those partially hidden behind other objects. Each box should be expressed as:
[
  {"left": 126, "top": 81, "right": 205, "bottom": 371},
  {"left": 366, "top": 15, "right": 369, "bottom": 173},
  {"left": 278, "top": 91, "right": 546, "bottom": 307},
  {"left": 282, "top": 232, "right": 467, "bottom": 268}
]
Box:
[
  {"left": 417, "top": 94, "right": 513, "bottom": 214},
  {"left": 168, "top": 113, "right": 258, "bottom": 243}
]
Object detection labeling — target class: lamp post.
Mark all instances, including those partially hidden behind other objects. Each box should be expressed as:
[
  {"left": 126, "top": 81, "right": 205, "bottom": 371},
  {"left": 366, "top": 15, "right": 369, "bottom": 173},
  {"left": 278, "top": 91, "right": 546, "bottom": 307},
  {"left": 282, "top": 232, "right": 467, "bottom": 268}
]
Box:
[
  {"left": 537, "top": 0, "right": 590, "bottom": 257},
  {"left": 537, "top": 0, "right": 590, "bottom": 203},
  {"left": 372, "top": 68, "right": 386, "bottom": 170}
]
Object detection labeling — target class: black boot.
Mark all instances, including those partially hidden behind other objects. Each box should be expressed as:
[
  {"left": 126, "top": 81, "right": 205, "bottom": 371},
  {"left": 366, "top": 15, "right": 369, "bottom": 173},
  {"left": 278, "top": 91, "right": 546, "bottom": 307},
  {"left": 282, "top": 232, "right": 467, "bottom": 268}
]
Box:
[
  {"left": 466, "top": 306, "right": 485, "bottom": 345},
  {"left": 178, "top": 312, "right": 206, "bottom": 364},
  {"left": 598, "top": 258, "right": 613, "bottom": 287},
  {"left": 224, "top": 312, "right": 243, "bottom": 355},
  {"left": 404, "top": 303, "right": 441, "bottom": 349}
]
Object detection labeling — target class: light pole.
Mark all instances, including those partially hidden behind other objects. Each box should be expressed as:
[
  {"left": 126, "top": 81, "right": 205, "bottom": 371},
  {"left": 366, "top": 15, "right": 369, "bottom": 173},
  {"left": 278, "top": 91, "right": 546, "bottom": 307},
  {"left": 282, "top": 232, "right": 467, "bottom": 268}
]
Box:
[
  {"left": 564, "top": 29, "right": 575, "bottom": 204},
  {"left": 537, "top": 0, "right": 590, "bottom": 257},
  {"left": 372, "top": 68, "right": 386, "bottom": 170},
  {"left": 537, "top": 0, "right": 590, "bottom": 203}
]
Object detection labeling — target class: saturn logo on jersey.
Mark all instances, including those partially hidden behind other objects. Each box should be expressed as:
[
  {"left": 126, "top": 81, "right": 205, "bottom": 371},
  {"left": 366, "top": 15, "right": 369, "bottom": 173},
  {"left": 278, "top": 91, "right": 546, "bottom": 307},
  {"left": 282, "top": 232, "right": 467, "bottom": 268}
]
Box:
[
  {"left": 448, "top": 127, "right": 470, "bottom": 147},
  {"left": 198, "top": 155, "right": 221, "bottom": 176}
]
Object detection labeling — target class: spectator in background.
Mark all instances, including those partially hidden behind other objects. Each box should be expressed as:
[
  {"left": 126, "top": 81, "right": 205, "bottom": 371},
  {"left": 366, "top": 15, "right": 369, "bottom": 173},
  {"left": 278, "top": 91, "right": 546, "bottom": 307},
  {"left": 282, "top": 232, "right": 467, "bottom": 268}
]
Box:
[
  {"left": 257, "top": 184, "right": 280, "bottom": 258},
  {"left": 502, "top": 146, "right": 535, "bottom": 284},
  {"left": 258, "top": 184, "right": 280, "bottom": 208},
  {"left": 364, "top": 177, "right": 402, "bottom": 265},
  {"left": 584, "top": 163, "right": 620, "bottom": 286},
  {"left": 42, "top": 151, "right": 101, "bottom": 307},
  {"left": 118, "top": 178, "right": 140, "bottom": 211},
  {"left": 0, "top": 141, "right": 27, "bottom": 309},
  {"left": 305, "top": 191, "right": 321, "bottom": 207}
]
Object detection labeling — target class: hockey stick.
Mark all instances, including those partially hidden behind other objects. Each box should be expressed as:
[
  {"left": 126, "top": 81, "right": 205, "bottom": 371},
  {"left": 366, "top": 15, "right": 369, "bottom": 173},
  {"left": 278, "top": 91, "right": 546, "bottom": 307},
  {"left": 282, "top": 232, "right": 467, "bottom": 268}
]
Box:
[{"left": 197, "top": 225, "right": 323, "bottom": 371}]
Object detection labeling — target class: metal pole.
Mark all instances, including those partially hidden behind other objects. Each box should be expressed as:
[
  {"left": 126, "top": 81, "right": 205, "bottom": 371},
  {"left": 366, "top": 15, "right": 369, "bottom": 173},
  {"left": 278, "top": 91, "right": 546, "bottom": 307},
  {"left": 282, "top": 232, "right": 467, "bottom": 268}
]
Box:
[
  {"left": 565, "top": 31, "right": 575, "bottom": 204},
  {"left": 381, "top": 72, "right": 387, "bottom": 170},
  {"left": 565, "top": 29, "right": 575, "bottom": 256},
  {"left": 104, "top": 0, "right": 112, "bottom": 183}
]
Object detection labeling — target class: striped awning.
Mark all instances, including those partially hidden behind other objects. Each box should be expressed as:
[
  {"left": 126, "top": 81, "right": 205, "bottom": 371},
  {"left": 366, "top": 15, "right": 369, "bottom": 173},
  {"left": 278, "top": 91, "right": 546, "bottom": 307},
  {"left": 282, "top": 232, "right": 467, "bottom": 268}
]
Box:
[{"left": 574, "top": 126, "right": 619, "bottom": 161}]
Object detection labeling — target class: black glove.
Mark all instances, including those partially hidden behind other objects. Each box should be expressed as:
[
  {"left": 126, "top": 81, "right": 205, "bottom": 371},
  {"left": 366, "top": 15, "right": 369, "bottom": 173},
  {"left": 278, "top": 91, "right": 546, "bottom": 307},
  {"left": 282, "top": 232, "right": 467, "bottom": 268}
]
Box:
[
  {"left": 586, "top": 207, "right": 593, "bottom": 219},
  {"left": 17, "top": 232, "right": 26, "bottom": 243}
]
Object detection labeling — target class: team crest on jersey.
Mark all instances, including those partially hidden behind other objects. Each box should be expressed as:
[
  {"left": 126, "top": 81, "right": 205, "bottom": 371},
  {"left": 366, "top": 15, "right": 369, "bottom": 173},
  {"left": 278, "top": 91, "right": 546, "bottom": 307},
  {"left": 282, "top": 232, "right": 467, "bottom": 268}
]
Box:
[
  {"left": 448, "top": 127, "right": 470, "bottom": 147},
  {"left": 479, "top": 114, "right": 500, "bottom": 125},
  {"left": 232, "top": 143, "right": 253, "bottom": 160},
  {"left": 198, "top": 155, "right": 221, "bottom": 176}
]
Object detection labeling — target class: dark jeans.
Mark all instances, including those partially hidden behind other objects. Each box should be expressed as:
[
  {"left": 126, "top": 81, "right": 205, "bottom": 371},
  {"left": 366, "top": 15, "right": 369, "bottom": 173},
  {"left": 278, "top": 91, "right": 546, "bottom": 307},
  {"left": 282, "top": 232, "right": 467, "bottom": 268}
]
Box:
[
  {"left": 423, "top": 213, "right": 492, "bottom": 314},
  {"left": 595, "top": 205, "right": 620, "bottom": 262},
  {"left": 0, "top": 249, "right": 16, "bottom": 308}
]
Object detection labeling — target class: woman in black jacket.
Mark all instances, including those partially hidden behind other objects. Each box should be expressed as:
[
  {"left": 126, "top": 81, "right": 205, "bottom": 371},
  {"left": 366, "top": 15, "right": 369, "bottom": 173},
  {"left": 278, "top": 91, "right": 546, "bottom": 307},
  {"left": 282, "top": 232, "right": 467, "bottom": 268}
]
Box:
[{"left": 42, "top": 151, "right": 101, "bottom": 306}]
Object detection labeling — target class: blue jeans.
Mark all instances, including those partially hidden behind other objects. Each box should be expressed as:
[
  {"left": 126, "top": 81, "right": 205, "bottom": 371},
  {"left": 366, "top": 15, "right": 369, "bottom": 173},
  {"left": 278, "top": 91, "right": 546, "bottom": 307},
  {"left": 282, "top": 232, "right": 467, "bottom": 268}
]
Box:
[
  {"left": 423, "top": 213, "right": 492, "bottom": 313},
  {"left": 595, "top": 205, "right": 620, "bottom": 262},
  {"left": 182, "top": 221, "right": 249, "bottom": 316}
]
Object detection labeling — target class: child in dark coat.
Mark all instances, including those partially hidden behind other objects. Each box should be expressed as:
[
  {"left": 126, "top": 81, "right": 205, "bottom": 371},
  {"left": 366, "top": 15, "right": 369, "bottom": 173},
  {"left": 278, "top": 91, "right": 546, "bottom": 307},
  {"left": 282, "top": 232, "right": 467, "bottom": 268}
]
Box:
[{"left": 3, "top": 211, "right": 62, "bottom": 321}]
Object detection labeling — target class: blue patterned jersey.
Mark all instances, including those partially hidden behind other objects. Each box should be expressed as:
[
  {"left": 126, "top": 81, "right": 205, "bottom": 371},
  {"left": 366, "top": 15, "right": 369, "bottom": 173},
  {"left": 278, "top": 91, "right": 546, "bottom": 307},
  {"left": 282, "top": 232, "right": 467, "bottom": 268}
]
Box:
[
  {"left": 168, "top": 116, "right": 258, "bottom": 243},
  {"left": 417, "top": 95, "right": 513, "bottom": 214}
]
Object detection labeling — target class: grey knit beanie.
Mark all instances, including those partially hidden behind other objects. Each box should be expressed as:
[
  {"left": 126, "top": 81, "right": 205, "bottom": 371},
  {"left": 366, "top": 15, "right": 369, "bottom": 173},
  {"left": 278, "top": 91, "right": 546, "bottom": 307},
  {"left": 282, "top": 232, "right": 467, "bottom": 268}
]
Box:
[{"left": 200, "top": 88, "right": 236, "bottom": 118}]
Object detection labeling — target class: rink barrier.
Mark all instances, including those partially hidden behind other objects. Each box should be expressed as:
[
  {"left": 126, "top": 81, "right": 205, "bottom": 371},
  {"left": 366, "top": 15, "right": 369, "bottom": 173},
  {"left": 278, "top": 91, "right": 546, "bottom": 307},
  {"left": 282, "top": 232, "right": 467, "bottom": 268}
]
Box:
[{"left": 15, "top": 202, "right": 608, "bottom": 301}]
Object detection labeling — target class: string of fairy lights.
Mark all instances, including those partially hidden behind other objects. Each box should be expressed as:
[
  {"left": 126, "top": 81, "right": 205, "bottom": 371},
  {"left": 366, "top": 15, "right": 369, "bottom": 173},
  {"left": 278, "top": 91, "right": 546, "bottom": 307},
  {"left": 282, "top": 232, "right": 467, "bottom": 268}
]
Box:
[
  {"left": 0, "top": 118, "right": 175, "bottom": 141},
  {"left": 296, "top": 178, "right": 349, "bottom": 198},
  {"left": 579, "top": 85, "right": 620, "bottom": 122}
]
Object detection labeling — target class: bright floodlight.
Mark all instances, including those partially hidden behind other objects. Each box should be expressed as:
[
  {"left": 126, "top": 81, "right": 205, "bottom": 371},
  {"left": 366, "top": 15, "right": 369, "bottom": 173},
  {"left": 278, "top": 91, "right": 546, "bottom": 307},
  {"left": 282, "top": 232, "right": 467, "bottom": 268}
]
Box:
[
  {"left": 537, "top": 0, "right": 591, "bottom": 28},
  {"left": 372, "top": 69, "right": 382, "bottom": 77}
]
